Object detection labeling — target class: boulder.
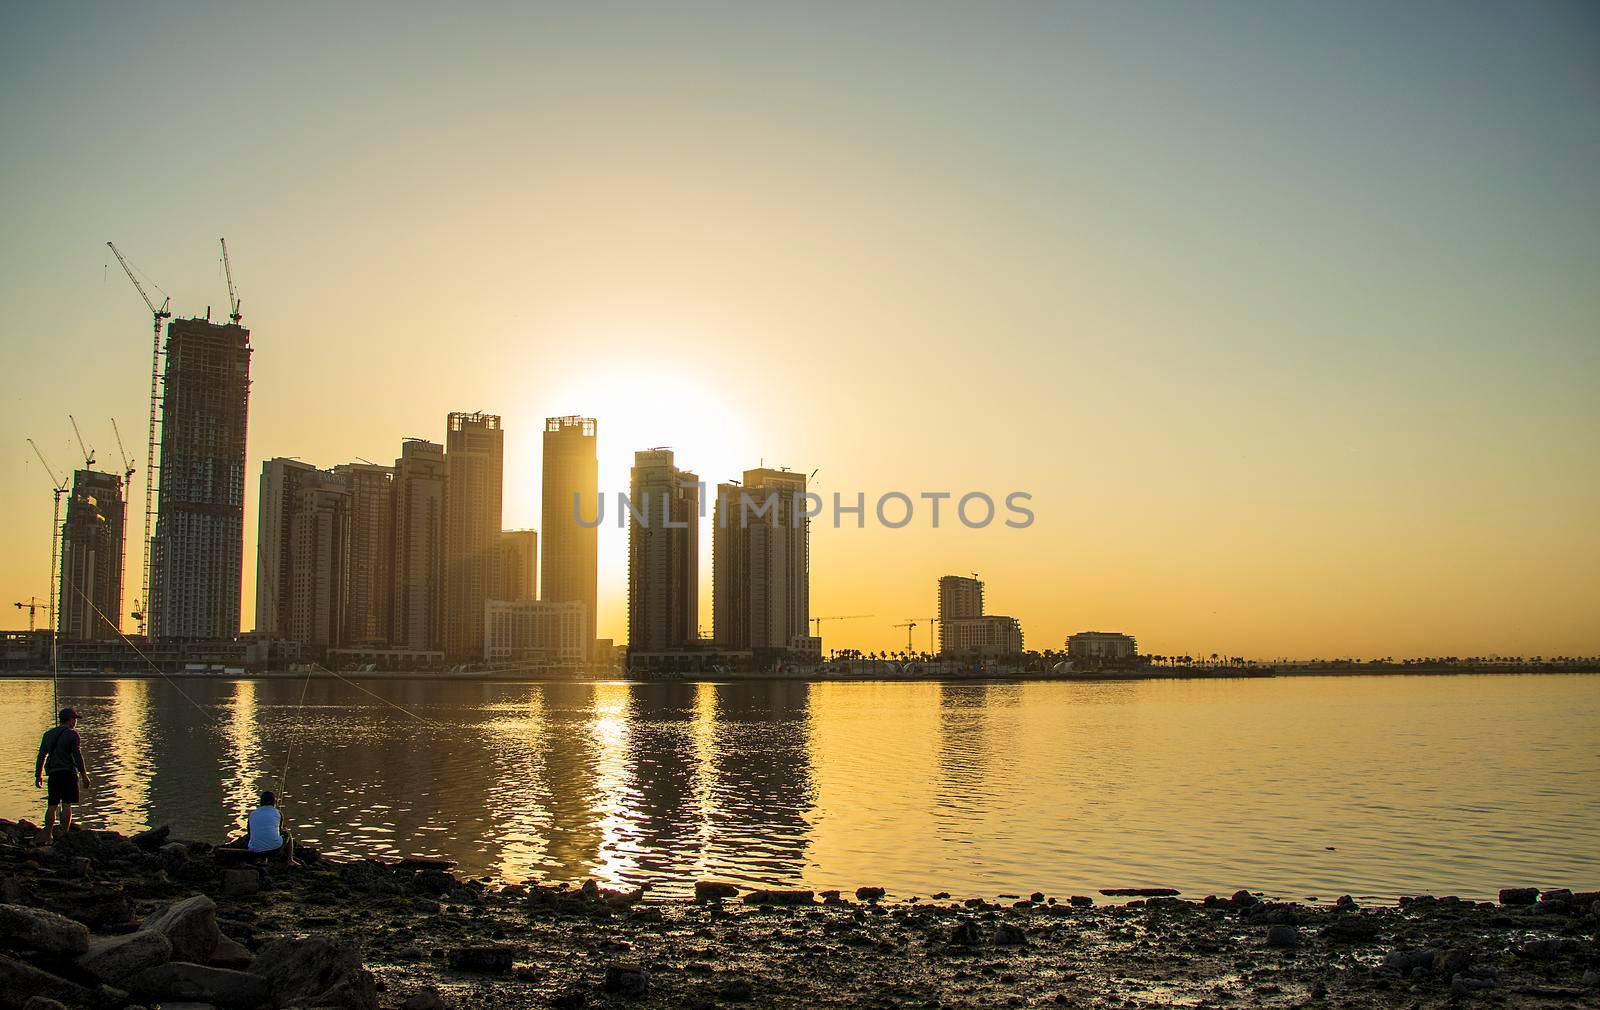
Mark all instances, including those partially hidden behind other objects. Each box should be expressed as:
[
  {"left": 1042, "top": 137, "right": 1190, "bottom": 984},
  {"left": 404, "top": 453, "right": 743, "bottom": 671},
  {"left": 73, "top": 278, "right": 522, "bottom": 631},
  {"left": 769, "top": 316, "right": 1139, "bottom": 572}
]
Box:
[
  {"left": 1069, "top": 895, "right": 1094, "bottom": 907},
  {"left": 144, "top": 894, "right": 222, "bottom": 962},
  {"left": 1265, "top": 925, "right": 1299, "bottom": 948},
  {"left": 403, "top": 987, "right": 448, "bottom": 1010},
  {"left": 1100, "top": 887, "right": 1180, "bottom": 897},
  {"left": 0, "top": 903, "right": 91, "bottom": 955},
  {"left": 251, "top": 934, "right": 376, "bottom": 1010},
  {"left": 949, "top": 920, "right": 982, "bottom": 946},
  {"left": 603, "top": 961, "right": 648, "bottom": 998},
  {"left": 0, "top": 953, "right": 99, "bottom": 1007},
  {"left": 53, "top": 889, "right": 136, "bottom": 931},
  {"left": 694, "top": 880, "right": 739, "bottom": 902},
  {"left": 993, "top": 923, "right": 1027, "bottom": 945},
  {"left": 131, "top": 825, "right": 171, "bottom": 851},
  {"left": 741, "top": 889, "right": 814, "bottom": 906},
  {"left": 1383, "top": 948, "right": 1436, "bottom": 973},
  {"left": 77, "top": 928, "right": 173, "bottom": 983},
  {"left": 127, "top": 961, "right": 270, "bottom": 1008},
  {"left": 22, "top": 997, "right": 70, "bottom": 1010},
  {"left": 208, "top": 935, "right": 254, "bottom": 969},
  {"left": 855, "top": 886, "right": 886, "bottom": 902}
]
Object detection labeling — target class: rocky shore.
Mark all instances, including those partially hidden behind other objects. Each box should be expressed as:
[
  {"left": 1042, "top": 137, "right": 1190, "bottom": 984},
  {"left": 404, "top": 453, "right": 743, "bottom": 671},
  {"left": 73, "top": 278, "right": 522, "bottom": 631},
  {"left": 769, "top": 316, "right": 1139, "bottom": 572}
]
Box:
[{"left": 1, "top": 820, "right": 1596, "bottom": 1009}]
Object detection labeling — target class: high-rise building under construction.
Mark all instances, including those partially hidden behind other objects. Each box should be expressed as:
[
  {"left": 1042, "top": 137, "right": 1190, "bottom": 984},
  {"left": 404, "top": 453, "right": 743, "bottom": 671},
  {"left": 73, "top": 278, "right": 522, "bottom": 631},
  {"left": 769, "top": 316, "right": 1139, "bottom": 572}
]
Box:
[
  {"left": 150, "top": 317, "right": 251, "bottom": 640},
  {"left": 58, "top": 468, "right": 126, "bottom": 640}
]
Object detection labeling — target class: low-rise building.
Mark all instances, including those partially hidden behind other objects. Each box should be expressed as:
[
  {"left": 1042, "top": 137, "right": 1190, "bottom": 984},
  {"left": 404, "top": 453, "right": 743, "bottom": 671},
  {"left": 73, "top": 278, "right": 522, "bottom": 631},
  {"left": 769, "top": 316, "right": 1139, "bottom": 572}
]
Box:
[
  {"left": 942, "top": 615, "right": 1024, "bottom": 657},
  {"left": 484, "top": 599, "right": 587, "bottom": 667},
  {"left": 1067, "top": 631, "right": 1138, "bottom": 661}
]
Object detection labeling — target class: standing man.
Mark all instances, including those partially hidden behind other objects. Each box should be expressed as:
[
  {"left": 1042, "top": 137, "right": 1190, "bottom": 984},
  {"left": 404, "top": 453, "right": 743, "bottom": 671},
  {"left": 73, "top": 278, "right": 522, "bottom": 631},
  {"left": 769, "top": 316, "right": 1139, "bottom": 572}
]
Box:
[{"left": 34, "top": 707, "right": 90, "bottom": 843}]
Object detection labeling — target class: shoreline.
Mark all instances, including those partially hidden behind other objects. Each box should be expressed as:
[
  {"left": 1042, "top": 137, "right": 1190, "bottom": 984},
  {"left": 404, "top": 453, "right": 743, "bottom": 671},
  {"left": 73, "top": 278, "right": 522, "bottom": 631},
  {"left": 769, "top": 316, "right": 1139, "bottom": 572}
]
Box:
[
  {"left": 1, "top": 820, "right": 1596, "bottom": 1009},
  {"left": 3, "top": 664, "right": 1598, "bottom": 684}
]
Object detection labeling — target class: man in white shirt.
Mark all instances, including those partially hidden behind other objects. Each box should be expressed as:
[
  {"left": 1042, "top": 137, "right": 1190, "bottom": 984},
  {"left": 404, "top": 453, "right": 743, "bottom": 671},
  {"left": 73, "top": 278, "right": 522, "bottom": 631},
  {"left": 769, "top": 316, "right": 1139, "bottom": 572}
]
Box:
[{"left": 246, "top": 791, "right": 293, "bottom": 861}]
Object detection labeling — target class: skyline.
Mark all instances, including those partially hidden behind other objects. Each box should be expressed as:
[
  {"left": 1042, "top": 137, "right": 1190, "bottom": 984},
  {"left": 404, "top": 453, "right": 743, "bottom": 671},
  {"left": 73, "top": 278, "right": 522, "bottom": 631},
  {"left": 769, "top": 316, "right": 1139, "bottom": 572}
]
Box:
[{"left": 3, "top": 3, "right": 1598, "bottom": 659}]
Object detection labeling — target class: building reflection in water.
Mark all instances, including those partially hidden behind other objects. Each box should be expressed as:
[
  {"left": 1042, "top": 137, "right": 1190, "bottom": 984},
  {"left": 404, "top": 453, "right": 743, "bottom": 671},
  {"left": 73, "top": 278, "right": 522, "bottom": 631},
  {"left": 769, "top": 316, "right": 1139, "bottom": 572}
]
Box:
[{"left": 99, "top": 679, "right": 154, "bottom": 835}]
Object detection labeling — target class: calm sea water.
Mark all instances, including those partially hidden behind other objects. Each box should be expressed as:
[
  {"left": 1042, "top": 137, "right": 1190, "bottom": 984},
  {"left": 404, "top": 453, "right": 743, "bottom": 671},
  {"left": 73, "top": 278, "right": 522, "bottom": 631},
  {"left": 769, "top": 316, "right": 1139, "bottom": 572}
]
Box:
[{"left": 2, "top": 674, "right": 1596, "bottom": 901}]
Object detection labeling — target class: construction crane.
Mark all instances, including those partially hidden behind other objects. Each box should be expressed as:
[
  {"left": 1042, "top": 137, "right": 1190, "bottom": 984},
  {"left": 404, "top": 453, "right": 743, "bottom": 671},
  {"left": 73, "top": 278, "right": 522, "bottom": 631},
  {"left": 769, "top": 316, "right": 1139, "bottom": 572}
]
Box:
[
  {"left": 893, "top": 620, "right": 918, "bottom": 651},
  {"left": 111, "top": 418, "right": 136, "bottom": 484},
  {"left": 909, "top": 617, "right": 940, "bottom": 653},
  {"left": 68, "top": 415, "right": 94, "bottom": 469},
  {"left": 107, "top": 241, "right": 171, "bottom": 639},
  {"left": 220, "top": 237, "right": 242, "bottom": 325},
  {"left": 13, "top": 597, "right": 47, "bottom": 632},
  {"left": 27, "top": 438, "right": 69, "bottom": 646},
  {"left": 808, "top": 614, "right": 874, "bottom": 636}
]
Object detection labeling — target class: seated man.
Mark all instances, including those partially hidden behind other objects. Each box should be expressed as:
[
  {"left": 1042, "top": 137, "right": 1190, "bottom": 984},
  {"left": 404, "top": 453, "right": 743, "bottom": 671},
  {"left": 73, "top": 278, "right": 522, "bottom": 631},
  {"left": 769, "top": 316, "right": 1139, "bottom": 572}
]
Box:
[{"left": 245, "top": 791, "right": 294, "bottom": 862}]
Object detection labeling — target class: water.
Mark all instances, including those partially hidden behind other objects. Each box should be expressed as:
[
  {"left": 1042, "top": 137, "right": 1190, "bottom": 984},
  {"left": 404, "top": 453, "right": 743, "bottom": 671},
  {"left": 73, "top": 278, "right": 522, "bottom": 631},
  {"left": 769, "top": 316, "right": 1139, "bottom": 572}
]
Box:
[{"left": 2, "top": 674, "right": 1596, "bottom": 900}]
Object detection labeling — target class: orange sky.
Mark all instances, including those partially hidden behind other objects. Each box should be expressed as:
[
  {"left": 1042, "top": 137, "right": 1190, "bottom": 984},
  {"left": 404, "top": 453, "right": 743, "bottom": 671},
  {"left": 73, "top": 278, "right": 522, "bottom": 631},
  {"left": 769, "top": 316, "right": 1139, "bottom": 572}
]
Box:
[{"left": 2, "top": 4, "right": 1597, "bottom": 659}]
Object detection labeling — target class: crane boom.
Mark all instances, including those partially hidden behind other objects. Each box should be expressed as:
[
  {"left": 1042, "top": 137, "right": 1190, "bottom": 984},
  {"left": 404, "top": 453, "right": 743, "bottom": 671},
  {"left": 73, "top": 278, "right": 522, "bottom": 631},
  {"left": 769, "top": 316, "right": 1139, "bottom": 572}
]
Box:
[
  {"left": 107, "top": 240, "right": 171, "bottom": 639},
  {"left": 69, "top": 414, "right": 94, "bottom": 468},
  {"left": 221, "top": 237, "right": 241, "bottom": 324}
]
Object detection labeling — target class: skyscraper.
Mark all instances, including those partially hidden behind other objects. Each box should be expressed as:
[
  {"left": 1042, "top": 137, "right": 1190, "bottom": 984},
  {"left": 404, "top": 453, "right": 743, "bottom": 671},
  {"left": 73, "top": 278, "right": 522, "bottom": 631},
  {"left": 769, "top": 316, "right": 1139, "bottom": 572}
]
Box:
[
  {"left": 286, "top": 475, "right": 350, "bottom": 649},
  {"left": 334, "top": 461, "right": 394, "bottom": 647},
  {"left": 937, "top": 574, "right": 984, "bottom": 652},
  {"left": 58, "top": 469, "right": 125, "bottom": 641},
  {"left": 627, "top": 449, "right": 699, "bottom": 653},
  {"left": 541, "top": 416, "right": 597, "bottom": 658},
  {"left": 499, "top": 529, "right": 538, "bottom": 602},
  {"left": 255, "top": 457, "right": 319, "bottom": 635},
  {"left": 443, "top": 412, "right": 503, "bottom": 660},
  {"left": 713, "top": 467, "right": 810, "bottom": 652},
  {"left": 390, "top": 439, "right": 445, "bottom": 652},
  {"left": 150, "top": 317, "right": 251, "bottom": 640}
]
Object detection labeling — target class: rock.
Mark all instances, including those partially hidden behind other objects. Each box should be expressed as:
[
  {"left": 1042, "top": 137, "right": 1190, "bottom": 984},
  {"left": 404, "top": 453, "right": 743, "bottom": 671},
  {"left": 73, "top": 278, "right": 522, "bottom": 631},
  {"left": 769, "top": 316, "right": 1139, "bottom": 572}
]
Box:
[
  {"left": 1334, "top": 894, "right": 1358, "bottom": 911},
  {"left": 603, "top": 961, "right": 648, "bottom": 998},
  {"left": 21, "top": 997, "right": 70, "bottom": 1010},
  {"left": 694, "top": 881, "right": 739, "bottom": 902},
  {"left": 1068, "top": 895, "right": 1093, "bottom": 907},
  {"left": 53, "top": 889, "right": 136, "bottom": 931},
  {"left": 1450, "top": 973, "right": 1497, "bottom": 995},
  {"left": 1265, "top": 925, "right": 1299, "bottom": 948},
  {"left": 1029, "top": 892, "right": 1045, "bottom": 903},
  {"left": 252, "top": 934, "right": 377, "bottom": 1009},
  {"left": 160, "top": 841, "right": 190, "bottom": 865},
  {"left": 718, "top": 978, "right": 754, "bottom": 1001},
  {"left": 131, "top": 825, "right": 171, "bottom": 850},
  {"left": 0, "top": 903, "right": 91, "bottom": 955},
  {"left": 1230, "top": 889, "right": 1258, "bottom": 906},
  {"left": 993, "top": 923, "right": 1027, "bottom": 945},
  {"left": 446, "top": 945, "right": 515, "bottom": 973},
  {"left": 1320, "top": 916, "right": 1380, "bottom": 943},
  {"left": 741, "top": 889, "right": 814, "bottom": 906},
  {"left": 403, "top": 986, "right": 447, "bottom": 1010},
  {"left": 1100, "top": 887, "right": 1180, "bottom": 897},
  {"left": 221, "top": 868, "right": 260, "bottom": 897},
  {"left": 0, "top": 877, "right": 21, "bottom": 903},
  {"left": 949, "top": 921, "right": 982, "bottom": 946},
  {"left": 128, "top": 961, "right": 270, "bottom": 1008},
  {"left": 208, "top": 935, "right": 253, "bottom": 969},
  {"left": 1581, "top": 969, "right": 1598, "bottom": 989},
  {"left": 0, "top": 953, "right": 98, "bottom": 1007},
  {"left": 77, "top": 928, "right": 173, "bottom": 983},
  {"left": 144, "top": 894, "right": 222, "bottom": 962},
  {"left": 65, "top": 857, "right": 93, "bottom": 878},
  {"left": 931, "top": 891, "right": 951, "bottom": 900},
  {"left": 855, "top": 886, "right": 885, "bottom": 902},
  {"left": 1516, "top": 937, "right": 1583, "bottom": 960},
  {"left": 1383, "top": 948, "right": 1436, "bottom": 973}
]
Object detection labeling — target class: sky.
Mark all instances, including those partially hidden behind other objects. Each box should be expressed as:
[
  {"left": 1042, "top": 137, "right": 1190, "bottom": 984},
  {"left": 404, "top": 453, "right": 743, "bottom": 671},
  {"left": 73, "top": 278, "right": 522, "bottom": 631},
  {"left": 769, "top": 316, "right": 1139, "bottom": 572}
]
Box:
[{"left": 1, "top": 1, "right": 1596, "bottom": 660}]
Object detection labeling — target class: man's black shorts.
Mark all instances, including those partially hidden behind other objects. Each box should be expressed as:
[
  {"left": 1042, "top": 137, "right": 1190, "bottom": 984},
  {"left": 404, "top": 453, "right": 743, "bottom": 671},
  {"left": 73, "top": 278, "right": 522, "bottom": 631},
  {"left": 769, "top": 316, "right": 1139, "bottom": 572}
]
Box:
[{"left": 47, "top": 770, "right": 80, "bottom": 804}]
